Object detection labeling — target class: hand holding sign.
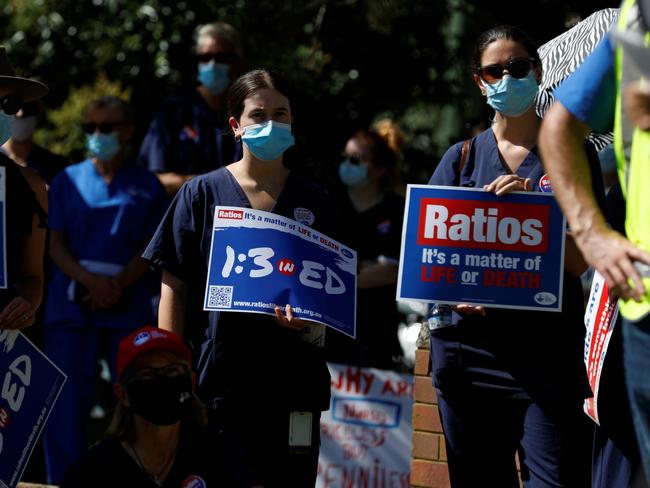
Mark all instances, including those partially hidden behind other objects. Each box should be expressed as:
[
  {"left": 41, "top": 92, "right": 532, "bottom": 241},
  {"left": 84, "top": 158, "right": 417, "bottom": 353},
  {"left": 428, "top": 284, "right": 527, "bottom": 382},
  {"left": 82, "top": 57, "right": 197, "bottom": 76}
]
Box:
[
  {"left": 204, "top": 207, "right": 357, "bottom": 337},
  {"left": 0, "top": 297, "right": 36, "bottom": 330},
  {"left": 483, "top": 174, "right": 532, "bottom": 195}
]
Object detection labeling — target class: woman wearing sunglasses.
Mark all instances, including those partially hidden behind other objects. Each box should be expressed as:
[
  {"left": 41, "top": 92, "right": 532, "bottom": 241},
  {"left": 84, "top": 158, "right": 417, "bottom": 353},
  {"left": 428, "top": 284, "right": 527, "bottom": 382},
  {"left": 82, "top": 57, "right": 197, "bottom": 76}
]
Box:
[
  {"left": 61, "top": 326, "right": 227, "bottom": 487},
  {"left": 325, "top": 121, "right": 405, "bottom": 370},
  {"left": 427, "top": 25, "right": 602, "bottom": 487},
  {"left": 42, "top": 96, "right": 170, "bottom": 484}
]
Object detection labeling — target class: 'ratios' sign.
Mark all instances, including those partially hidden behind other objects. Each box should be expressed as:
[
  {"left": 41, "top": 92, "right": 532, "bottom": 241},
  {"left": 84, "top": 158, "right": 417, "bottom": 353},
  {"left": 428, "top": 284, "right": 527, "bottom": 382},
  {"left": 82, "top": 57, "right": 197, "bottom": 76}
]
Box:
[
  {"left": 397, "top": 185, "right": 566, "bottom": 311},
  {"left": 204, "top": 207, "right": 357, "bottom": 337}
]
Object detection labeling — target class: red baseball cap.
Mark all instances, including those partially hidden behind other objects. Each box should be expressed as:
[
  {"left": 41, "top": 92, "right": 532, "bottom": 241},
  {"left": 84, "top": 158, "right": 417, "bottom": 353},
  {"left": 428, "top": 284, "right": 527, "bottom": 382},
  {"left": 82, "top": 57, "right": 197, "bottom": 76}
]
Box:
[{"left": 116, "top": 326, "right": 191, "bottom": 381}]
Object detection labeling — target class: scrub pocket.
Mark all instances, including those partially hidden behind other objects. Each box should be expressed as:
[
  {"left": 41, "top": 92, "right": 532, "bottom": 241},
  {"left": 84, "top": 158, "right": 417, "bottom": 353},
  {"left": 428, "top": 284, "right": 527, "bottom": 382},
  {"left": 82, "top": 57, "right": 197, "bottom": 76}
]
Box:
[{"left": 429, "top": 324, "right": 462, "bottom": 392}]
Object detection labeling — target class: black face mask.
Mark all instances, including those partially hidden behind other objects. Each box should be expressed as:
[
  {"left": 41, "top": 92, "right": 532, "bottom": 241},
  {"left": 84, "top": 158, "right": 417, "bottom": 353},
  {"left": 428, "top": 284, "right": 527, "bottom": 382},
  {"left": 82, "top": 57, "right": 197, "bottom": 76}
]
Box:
[{"left": 126, "top": 374, "right": 193, "bottom": 426}]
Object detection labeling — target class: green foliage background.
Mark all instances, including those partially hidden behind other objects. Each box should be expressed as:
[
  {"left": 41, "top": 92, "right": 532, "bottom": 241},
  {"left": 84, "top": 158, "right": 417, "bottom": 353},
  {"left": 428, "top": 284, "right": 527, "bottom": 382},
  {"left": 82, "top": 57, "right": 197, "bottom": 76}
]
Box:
[{"left": 0, "top": 0, "right": 617, "bottom": 184}]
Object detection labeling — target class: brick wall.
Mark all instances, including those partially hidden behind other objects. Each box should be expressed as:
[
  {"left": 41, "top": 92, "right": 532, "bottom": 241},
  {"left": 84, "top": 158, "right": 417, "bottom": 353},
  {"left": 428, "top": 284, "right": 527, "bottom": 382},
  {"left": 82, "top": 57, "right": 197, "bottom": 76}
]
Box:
[
  {"left": 410, "top": 347, "right": 451, "bottom": 488},
  {"left": 410, "top": 346, "right": 523, "bottom": 487}
]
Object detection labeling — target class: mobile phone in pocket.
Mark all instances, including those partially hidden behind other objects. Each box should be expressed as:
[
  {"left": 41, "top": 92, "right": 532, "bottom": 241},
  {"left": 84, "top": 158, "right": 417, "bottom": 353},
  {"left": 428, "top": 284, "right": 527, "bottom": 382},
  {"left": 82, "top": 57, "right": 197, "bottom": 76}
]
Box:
[{"left": 288, "top": 411, "right": 312, "bottom": 447}]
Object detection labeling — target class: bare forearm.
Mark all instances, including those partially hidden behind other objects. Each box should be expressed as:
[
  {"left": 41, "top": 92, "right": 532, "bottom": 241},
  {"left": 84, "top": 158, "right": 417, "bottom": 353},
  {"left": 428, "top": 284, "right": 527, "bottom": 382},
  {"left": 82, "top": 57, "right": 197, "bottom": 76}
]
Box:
[
  {"left": 539, "top": 103, "right": 608, "bottom": 240},
  {"left": 49, "top": 231, "right": 95, "bottom": 287},
  {"left": 159, "top": 270, "right": 188, "bottom": 337},
  {"left": 156, "top": 172, "right": 195, "bottom": 195},
  {"left": 17, "top": 275, "right": 43, "bottom": 310},
  {"left": 115, "top": 240, "right": 152, "bottom": 288},
  {"left": 358, "top": 261, "right": 399, "bottom": 289}
]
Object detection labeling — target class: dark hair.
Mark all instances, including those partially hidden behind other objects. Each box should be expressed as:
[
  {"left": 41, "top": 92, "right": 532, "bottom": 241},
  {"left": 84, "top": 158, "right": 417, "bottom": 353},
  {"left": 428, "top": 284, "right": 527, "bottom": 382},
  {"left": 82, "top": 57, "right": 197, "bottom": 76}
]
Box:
[
  {"left": 350, "top": 119, "right": 405, "bottom": 189},
  {"left": 85, "top": 95, "right": 134, "bottom": 123},
  {"left": 471, "top": 25, "right": 539, "bottom": 71},
  {"left": 227, "top": 69, "right": 293, "bottom": 121}
]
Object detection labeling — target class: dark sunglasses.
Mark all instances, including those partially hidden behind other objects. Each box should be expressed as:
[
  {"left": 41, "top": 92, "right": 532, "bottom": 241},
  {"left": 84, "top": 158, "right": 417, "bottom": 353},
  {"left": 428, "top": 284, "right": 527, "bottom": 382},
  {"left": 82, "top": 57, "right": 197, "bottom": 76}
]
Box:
[
  {"left": 1, "top": 95, "right": 23, "bottom": 116},
  {"left": 81, "top": 122, "right": 124, "bottom": 134},
  {"left": 343, "top": 154, "right": 365, "bottom": 165},
  {"left": 124, "top": 363, "right": 190, "bottom": 385},
  {"left": 476, "top": 58, "right": 537, "bottom": 84},
  {"left": 196, "top": 51, "right": 239, "bottom": 65}
]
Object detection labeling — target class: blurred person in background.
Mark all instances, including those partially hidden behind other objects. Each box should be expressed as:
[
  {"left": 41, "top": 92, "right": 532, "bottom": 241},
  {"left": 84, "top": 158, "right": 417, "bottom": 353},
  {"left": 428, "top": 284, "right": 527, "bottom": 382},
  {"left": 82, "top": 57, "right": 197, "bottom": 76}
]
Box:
[
  {"left": 1, "top": 100, "right": 68, "bottom": 185},
  {"left": 138, "top": 22, "right": 244, "bottom": 195},
  {"left": 0, "top": 46, "right": 48, "bottom": 331},
  {"left": 324, "top": 120, "right": 406, "bottom": 370},
  {"left": 42, "top": 96, "right": 169, "bottom": 484},
  {"left": 61, "top": 326, "right": 227, "bottom": 487}
]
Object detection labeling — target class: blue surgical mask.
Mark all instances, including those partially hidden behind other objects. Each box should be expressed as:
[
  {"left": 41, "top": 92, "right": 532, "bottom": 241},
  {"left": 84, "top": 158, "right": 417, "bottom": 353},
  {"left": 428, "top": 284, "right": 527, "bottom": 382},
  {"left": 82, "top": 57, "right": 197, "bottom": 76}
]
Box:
[
  {"left": 86, "top": 132, "right": 121, "bottom": 161},
  {"left": 198, "top": 62, "right": 230, "bottom": 96},
  {"left": 338, "top": 159, "right": 369, "bottom": 188},
  {"left": 0, "top": 112, "right": 13, "bottom": 146},
  {"left": 483, "top": 72, "right": 539, "bottom": 117},
  {"left": 241, "top": 120, "right": 295, "bottom": 161}
]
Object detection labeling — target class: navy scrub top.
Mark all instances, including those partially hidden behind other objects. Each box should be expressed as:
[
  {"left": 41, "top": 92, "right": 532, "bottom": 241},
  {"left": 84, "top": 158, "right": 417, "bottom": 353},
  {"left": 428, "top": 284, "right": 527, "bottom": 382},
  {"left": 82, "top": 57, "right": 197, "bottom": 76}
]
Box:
[
  {"left": 428, "top": 127, "right": 603, "bottom": 406},
  {"left": 325, "top": 191, "right": 405, "bottom": 369},
  {"left": 137, "top": 90, "right": 243, "bottom": 176},
  {"left": 143, "top": 167, "right": 335, "bottom": 412}
]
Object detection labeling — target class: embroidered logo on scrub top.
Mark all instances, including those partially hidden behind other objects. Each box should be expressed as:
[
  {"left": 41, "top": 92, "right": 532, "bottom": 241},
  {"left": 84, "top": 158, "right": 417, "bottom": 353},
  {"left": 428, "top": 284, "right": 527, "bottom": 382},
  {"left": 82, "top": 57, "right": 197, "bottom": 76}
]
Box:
[
  {"left": 294, "top": 207, "right": 315, "bottom": 226},
  {"left": 182, "top": 475, "right": 207, "bottom": 488},
  {"left": 376, "top": 219, "right": 392, "bottom": 234},
  {"left": 133, "top": 331, "right": 152, "bottom": 346},
  {"left": 180, "top": 125, "right": 199, "bottom": 142},
  {"left": 539, "top": 174, "right": 553, "bottom": 193}
]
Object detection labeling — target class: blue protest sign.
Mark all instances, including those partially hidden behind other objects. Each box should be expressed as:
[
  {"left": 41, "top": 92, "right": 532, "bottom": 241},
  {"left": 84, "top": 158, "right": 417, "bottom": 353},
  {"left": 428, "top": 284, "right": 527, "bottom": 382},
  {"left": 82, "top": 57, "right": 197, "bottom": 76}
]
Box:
[
  {"left": 204, "top": 207, "right": 357, "bottom": 337},
  {"left": 0, "top": 167, "right": 7, "bottom": 289},
  {"left": 397, "top": 185, "right": 566, "bottom": 311},
  {"left": 0, "top": 330, "right": 66, "bottom": 488}
]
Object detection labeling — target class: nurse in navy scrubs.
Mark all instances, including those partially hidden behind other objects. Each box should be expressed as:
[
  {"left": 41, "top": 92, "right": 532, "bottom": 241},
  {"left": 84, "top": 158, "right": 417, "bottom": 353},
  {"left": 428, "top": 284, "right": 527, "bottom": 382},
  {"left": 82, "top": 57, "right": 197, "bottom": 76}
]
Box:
[
  {"left": 143, "top": 69, "right": 334, "bottom": 487},
  {"left": 427, "top": 25, "right": 598, "bottom": 487}
]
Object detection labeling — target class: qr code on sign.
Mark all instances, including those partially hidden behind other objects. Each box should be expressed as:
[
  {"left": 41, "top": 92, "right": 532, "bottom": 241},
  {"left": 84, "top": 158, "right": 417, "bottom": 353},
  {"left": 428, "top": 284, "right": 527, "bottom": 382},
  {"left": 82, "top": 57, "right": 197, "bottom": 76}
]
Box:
[{"left": 208, "top": 285, "right": 233, "bottom": 308}]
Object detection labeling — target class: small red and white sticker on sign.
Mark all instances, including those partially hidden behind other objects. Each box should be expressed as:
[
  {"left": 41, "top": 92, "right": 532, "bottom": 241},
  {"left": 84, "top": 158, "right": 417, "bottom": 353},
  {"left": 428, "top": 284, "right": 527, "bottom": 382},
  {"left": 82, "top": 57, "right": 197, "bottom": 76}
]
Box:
[{"left": 539, "top": 174, "right": 553, "bottom": 193}]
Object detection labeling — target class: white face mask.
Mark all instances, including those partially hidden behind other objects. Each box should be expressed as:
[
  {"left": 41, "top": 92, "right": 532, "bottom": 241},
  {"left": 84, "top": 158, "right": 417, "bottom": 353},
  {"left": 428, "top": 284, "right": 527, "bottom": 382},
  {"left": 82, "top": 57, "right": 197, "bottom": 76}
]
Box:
[{"left": 11, "top": 115, "right": 38, "bottom": 142}]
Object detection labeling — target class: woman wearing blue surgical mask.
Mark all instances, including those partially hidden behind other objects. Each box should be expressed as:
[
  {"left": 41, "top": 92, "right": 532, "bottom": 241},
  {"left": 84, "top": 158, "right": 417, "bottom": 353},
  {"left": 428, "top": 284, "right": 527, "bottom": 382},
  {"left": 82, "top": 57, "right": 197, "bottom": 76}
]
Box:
[
  {"left": 325, "top": 122, "right": 406, "bottom": 370},
  {"left": 143, "top": 69, "right": 336, "bottom": 487},
  {"left": 425, "top": 25, "right": 606, "bottom": 487}
]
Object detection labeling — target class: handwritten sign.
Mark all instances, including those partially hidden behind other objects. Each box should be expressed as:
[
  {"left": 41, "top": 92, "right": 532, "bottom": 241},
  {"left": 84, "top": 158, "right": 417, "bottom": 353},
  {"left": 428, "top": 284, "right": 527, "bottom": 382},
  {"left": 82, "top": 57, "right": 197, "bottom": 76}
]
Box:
[
  {"left": 317, "top": 363, "right": 412, "bottom": 487},
  {"left": 583, "top": 271, "right": 619, "bottom": 424},
  {"left": 397, "top": 185, "right": 566, "bottom": 311},
  {"left": 0, "top": 330, "right": 66, "bottom": 488},
  {"left": 204, "top": 207, "right": 357, "bottom": 337}
]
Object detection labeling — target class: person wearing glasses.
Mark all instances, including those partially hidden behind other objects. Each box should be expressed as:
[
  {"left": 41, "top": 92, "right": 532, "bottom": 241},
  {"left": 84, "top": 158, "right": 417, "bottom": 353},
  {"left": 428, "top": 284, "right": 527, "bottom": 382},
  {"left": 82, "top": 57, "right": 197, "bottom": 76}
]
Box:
[
  {"left": 426, "top": 26, "right": 602, "bottom": 487},
  {"left": 0, "top": 46, "right": 48, "bottom": 331},
  {"left": 138, "top": 22, "right": 244, "bottom": 195},
  {"left": 61, "top": 326, "right": 228, "bottom": 487},
  {"left": 324, "top": 121, "right": 405, "bottom": 370},
  {"left": 1, "top": 100, "right": 68, "bottom": 185},
  {"left": 42, "top": 96, "right": 169, "bottom": 484}
]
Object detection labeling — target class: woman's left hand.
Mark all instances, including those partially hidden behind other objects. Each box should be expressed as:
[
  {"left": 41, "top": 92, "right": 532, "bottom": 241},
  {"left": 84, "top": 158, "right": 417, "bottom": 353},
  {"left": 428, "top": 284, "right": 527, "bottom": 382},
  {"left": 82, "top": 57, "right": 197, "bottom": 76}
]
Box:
[
  {"left": 483, "top": 175, "right": 531, "bottom": 196},
  {"left": 274, "top": 304, "right": 309, "bottom": 331},
  {"left": 0, "top": 297, "right": 36, "bottom": 329}
]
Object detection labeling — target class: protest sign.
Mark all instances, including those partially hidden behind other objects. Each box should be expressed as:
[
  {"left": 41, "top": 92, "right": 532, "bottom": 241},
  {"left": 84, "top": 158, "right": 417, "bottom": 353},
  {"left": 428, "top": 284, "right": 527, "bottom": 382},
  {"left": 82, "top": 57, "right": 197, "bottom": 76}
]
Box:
[
  {"left": 0, "top": 167, "right": 6, "bottom": 289},
  {"left": 397, "top": 185, "right": 566, "bottom": 311},
  {"left": 0, "top": 330, "right": 66, "bottom": 488},
  {"left": 583, "top": 271, "right": 619, "bottom": 425},
  {"left": 204, "top": 207, "right": 357, "bottom": 337},
  {"left": 317, "top": 363, "right": 412, "bottom": 487}
]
